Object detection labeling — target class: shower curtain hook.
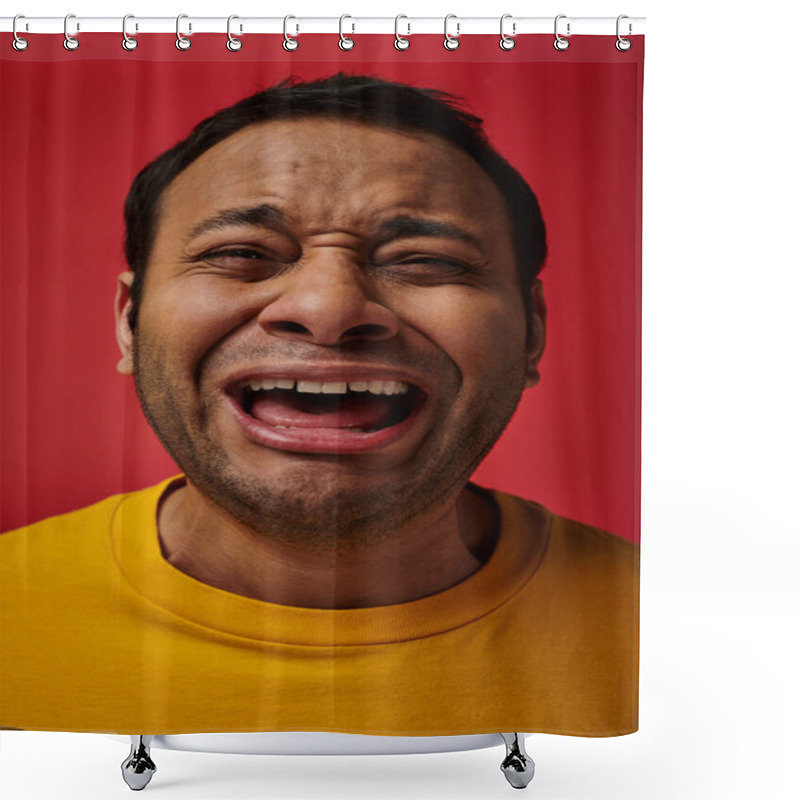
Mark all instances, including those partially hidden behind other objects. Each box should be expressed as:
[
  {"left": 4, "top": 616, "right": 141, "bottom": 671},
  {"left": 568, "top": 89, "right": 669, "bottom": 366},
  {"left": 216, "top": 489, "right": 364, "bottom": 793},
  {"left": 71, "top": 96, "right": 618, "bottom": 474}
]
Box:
[
  {"left": 394, "top": 14, "right": 410, "bottom": 50},
  {"left": 615, "top": 14, "right": 632, "bottom": 51},
  {"left": 122, "top": 15, "right": 138, "bottom": 51},
  {"left": 283, "top": 15, "right": 299, "bottom": 51},
  {"left": 339, "top": 15, "right": 355, "bottom": 50},
  {"left": 443, "top": 14, "right": 460, "bottom": 50},
  {"left": 554, "top": 14, "right": 570, "bottom": 51},
  {"left": 63, "top": 13, "right": 79, "bottom": 51},
  {"left": 12, "top": 14, "right": 29, "bottom": 51},
  {"left": 227, "top": 15, "right": 243, "bottom": 51},
  {"left": 176, "top": 14, "right": 192, "bottom": 50},
  {"left": 499, "top": 14, "right": 516, "bottom": 50}
]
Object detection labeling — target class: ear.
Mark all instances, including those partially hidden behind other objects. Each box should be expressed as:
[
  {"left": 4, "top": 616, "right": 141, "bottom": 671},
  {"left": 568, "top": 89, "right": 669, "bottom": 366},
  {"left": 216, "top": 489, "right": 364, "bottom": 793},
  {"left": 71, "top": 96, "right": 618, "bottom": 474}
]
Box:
[
  {"left": 114, "top": 271, "right": 135, "bottom": 375},
  {"left": 523, "top": 279, "right": 547, "bottom": 388}
]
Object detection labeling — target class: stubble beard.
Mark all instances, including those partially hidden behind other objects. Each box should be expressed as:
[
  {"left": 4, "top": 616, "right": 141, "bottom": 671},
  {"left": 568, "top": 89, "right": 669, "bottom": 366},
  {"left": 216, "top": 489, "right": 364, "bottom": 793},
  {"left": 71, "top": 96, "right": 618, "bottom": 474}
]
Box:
[{"left": 132, "top": 333, "right": 527, "bottom": 553}]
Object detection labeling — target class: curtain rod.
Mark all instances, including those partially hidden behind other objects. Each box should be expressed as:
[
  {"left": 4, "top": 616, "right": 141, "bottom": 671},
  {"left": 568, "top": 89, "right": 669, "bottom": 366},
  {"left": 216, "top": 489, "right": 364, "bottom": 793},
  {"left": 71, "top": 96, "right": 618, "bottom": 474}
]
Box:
[{"left": 1, "top": 16, "right": 646, "bottom": 37}]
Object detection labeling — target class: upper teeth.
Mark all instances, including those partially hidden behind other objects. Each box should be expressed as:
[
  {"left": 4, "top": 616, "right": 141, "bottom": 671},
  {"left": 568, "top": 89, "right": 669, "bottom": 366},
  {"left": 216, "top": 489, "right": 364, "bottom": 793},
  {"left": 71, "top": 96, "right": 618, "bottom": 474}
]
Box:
[{"left": 243, "top": 379, "right": 410, "bottom": 396}]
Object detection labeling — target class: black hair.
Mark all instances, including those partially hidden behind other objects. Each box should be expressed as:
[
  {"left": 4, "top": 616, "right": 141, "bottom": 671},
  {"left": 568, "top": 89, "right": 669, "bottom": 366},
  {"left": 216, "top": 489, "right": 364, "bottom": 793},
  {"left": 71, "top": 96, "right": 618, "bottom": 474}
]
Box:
[{"left": 124, "top": 73, "right": 546, "bottom": 335}]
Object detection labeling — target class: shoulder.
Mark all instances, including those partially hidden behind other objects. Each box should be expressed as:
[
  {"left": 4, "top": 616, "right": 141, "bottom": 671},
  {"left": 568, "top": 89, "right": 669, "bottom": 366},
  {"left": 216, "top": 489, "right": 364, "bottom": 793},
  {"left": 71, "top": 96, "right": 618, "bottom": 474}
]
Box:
[
  {"left": 489, "top": 489, "right": 639, "bottom": 592},
  {"left": 547, "top": 509, "right": 639, "bottom": 601},
  {"left": 519, "top": 500, "right": 639, "bottom": 623},
  {"left": 0, "top": 493, "right": 127, "bottom": 582},
  {"left": 493, "top": 489, "right": 637, "bottom": 554},
  {"left": 0, "top": 479, "right": 176, "bottom": 571},
  {"left": 544, "top": 506, "right": 639, "bottom": 563},
  {"left": 2, "top": 492, "right": 126, "bottom": 542},
  {"left": 480, "top": 490, "right": 639, "bottom": 732}
]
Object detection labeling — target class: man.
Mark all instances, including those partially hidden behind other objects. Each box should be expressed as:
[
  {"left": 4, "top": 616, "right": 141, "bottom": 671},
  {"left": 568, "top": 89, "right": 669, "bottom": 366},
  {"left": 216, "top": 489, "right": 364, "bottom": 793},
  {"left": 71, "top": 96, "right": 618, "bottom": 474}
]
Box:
[{"left": 1, "top": 75, "right": 638, "bottom": 738}]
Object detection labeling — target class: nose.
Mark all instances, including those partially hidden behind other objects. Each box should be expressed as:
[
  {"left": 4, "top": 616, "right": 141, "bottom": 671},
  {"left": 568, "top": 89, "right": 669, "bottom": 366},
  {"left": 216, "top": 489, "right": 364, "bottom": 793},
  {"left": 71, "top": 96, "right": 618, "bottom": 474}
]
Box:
[{"left": 256, "top": 251, "right": 399, "bottom": 346}]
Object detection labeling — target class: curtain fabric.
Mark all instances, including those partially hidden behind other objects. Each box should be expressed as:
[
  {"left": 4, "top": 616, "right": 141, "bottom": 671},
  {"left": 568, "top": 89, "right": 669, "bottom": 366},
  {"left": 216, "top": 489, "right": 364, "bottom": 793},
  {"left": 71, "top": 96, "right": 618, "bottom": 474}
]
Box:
[{"left": 1, "top": 33, "right": 643, "bottom": 737}]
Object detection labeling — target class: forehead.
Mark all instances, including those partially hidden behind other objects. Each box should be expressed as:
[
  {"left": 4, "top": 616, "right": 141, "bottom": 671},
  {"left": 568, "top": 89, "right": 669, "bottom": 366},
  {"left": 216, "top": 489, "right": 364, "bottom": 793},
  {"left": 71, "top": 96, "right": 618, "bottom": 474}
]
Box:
[{"left": 159, "top": 118, "right": 512, "bottom": 238}]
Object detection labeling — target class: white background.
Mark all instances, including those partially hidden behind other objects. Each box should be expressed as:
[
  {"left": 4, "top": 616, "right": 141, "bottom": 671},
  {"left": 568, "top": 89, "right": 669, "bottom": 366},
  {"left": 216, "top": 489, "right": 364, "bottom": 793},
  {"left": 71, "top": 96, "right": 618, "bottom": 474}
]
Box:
[{"left": 2, "top": 1, "right": 799, "bottom": 798}]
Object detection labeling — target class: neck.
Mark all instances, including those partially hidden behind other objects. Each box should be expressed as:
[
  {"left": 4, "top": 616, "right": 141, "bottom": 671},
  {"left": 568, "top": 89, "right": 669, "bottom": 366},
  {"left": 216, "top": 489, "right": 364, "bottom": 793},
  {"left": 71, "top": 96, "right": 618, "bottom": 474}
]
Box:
[{"left": 156, "top": 480, "right": 499, "bottom": 609}]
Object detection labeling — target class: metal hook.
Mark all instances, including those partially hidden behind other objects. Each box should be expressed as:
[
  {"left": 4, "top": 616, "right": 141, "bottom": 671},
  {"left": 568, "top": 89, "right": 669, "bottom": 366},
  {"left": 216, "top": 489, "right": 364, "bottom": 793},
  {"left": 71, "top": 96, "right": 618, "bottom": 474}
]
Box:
[
  {"left": 283, "top": 15, "right": 299, "bottom": 51},
  {"left": 394, "top": 14, "right": 410, "bottom": 50},
  {"left": 122, "top": 14, "right": 138, "bottom": 51},
  {"left": 554, "top": 14, "right": 570, "bottom": 51},
  {"left": 339, "top": 14, "right": 354, "bottom": 50},
  {"left": 616, "top": 14, "right": 632, "bottom": 51},
  {"left": 227, "top": 15, "right": 243, "bottom": 51},
  {"left": 63, "top": 13, "right": 79, "bottom": 51},
  {"left": 444, "top": 13, "right": 460, "bottom": 51},
  {"left": 176, "top": 13, "right": 191, "bottom": 50},
  {"left": 499, "top": 14, "right": 516, "bottom": 50},
  {"left": 12, "top": 14, "right": 29, "bottom": 51}
]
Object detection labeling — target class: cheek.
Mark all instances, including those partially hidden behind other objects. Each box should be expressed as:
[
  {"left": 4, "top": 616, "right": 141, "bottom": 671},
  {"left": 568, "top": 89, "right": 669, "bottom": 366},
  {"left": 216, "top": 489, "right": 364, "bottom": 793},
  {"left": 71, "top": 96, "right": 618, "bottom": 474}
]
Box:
[
  {"left": 397, "top": 288, "right": 527, "bottom": 376},
  {"left": 140, "top": 279, "right": 261, "bottom": 360}
]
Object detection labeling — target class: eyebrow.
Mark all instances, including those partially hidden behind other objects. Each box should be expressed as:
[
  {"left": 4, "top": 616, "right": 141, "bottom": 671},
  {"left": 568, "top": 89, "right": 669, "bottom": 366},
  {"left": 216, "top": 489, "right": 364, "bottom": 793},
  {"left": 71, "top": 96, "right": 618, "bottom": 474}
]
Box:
[
  {"left": 186, "top": 204, "right": 287, "bottom": 242},
  {"left": 185, "top": 206, "right": 486, "bottom": 254},
  {"left": 375, "top": 216, "right": 485, "bottom": 254}
]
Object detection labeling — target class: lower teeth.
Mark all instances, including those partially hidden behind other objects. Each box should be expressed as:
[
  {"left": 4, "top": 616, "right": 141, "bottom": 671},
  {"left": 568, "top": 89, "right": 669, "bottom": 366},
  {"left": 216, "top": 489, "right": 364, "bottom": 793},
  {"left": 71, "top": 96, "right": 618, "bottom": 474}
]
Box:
[{"left": 271, "top": 425, "right": 374, "bottom": 432}]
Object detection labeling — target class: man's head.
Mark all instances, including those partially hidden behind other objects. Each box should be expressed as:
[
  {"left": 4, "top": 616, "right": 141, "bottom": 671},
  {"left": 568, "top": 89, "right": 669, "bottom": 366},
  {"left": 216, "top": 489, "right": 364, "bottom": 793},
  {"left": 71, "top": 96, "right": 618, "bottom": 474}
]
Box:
[
  {"left": 114, "top": 74, "right": 548, "bottom": 549},
  {"left": 123, "top": 74, "right": 546, "bottom": 337}
]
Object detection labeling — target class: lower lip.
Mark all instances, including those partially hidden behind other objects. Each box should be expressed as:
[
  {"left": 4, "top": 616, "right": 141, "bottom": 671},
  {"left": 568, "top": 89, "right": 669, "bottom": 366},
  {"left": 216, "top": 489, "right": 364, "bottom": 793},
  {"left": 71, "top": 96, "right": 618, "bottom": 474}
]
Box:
[{"left": 224, "top": 393, "right": 427, "bottom": 454}]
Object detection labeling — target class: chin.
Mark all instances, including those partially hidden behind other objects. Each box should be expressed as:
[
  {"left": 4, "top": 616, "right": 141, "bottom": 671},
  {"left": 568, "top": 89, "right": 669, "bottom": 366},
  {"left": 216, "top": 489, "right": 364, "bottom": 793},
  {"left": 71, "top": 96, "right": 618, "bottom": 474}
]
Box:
[{"left": 190, "top": 459, "right": 445, "bottom": 547}]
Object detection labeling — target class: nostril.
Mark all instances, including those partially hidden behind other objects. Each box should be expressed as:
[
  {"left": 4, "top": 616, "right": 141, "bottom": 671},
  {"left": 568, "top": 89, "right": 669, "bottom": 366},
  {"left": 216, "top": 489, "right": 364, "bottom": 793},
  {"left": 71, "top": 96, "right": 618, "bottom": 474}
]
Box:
[
  {"left": 345, "top": 324, "right": 388, "bottom": 339},
  {"left": 260, "top": 318, "right": 396, "bottom": 345},
  {"left": 270, "top": 321, "right": 310, "bottom": 335}
]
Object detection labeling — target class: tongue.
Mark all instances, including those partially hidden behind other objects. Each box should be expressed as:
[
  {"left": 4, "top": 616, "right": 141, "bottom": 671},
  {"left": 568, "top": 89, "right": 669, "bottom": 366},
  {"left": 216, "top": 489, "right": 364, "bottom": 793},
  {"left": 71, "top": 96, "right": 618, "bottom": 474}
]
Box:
[{"left": 249, "top": 391, "right": 395, "bottom": 430}]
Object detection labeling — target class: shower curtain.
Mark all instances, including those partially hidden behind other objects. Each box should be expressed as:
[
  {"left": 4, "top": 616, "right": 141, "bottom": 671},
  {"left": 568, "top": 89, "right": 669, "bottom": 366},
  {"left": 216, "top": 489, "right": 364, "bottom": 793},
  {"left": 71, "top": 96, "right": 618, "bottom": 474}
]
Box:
[{"left": 1, "top": 29, "right": 643, "bottom": 739}]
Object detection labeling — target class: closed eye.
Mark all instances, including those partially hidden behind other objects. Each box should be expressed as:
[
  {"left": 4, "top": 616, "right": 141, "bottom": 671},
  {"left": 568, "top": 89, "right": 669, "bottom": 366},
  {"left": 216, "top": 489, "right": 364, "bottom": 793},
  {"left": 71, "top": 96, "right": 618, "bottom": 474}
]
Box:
[
  {"left": 372, "top": 256, "right": 481, "bottom": 284},
  {"left": 203, "top": 247, "right": 274, "bottom": 261},
  {"left": 195, "top": 247, "right": 292, "bottom": 280},
  {"left": 395, "top": 258, "right": 466, "bottom": 268}
]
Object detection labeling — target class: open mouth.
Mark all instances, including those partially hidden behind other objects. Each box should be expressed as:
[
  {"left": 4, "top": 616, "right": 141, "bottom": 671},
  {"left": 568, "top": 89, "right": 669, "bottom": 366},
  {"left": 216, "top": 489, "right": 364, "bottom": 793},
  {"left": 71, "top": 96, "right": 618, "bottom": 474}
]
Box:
[
  {"left": 229, "top": 378, "right": 428, "bottom": 436},
  {"left": 222, "top": 378, "right": 427, "bottom": 452}
]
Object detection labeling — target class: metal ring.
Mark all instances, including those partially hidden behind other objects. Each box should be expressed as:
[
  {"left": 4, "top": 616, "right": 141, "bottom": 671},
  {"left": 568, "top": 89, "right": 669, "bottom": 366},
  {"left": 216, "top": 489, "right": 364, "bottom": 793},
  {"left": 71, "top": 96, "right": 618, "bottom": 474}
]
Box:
[
  {"left": 12, "top": 14, "right": 29, "bottom": 51},
  {"left": 63, "top": 13, "right": 79, "bottom": 50},
  {"left": 499, "top": 14, "right": 515, "bottom": 50},
  {"left": 616, "top": 14, "right": 632, "bottom": 51},
  {"left": 122, "top": 14, "right": 138, "bottom": 50},
  {"left": 227, "top": 15, "right": 243, "bottom": 51},
  {"left": 339, "top": 14, "right": 354, "bottom": 50},
  {"left": 554, "top": 14, "right": 570, "bottom": 51},
  {"left": 394, "top": 14, "right": 410, "bottom": 50},
  {"left": 283, "top": 15, "right": 299, "bottom": 51},
  {"left": 443, "top": 14, "right": 460, "bottom": 51},
  {"left": 176, "top": 14, "right": 191, "bottom": 50}
]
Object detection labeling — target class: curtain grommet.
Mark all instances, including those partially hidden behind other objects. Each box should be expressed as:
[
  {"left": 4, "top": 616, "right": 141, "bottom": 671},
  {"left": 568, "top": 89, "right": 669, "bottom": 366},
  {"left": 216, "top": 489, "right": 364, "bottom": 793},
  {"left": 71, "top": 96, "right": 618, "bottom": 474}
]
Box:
[
  {"left": 12, "top": 15, "right": 29, "bottom": 51},
  {"left": 283, "top": 15, "right": 299, "bottom": 51},
  {"left": 394, "top": 15, "right": 410, "bottom": 50},
  {"left": 226, "top": 15, "right": 243, "bottom": 51},
  {"left": 443, "top": 14, "right": 460, "bottom": 50},
  {"left": 499, "top": 14, "right": 516, "bottom": 50},
  {"left": 554, "top": 15, "right": 570, "bottom": 51},
  {"left": 122, "top": 14, "right": 138, "bottom": 50},
  {"left": 176, "top": 14, "right": 191, "bottom": 51},
  {"left": 615, "top": 15, "right": 632, "bottom": 51},
  {"left": 63, "top": 13, "right": 79, "bottom": 51},
  {"left": 339, "top": 15, "right": 355, "bottom": 50}
]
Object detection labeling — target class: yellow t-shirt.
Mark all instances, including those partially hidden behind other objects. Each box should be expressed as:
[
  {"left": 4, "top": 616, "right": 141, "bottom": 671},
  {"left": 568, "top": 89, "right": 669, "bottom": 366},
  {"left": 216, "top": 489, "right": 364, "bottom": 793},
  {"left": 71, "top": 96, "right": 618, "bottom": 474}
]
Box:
[{"left": 0, "top": 477, "right": 638, "bottom": 736}]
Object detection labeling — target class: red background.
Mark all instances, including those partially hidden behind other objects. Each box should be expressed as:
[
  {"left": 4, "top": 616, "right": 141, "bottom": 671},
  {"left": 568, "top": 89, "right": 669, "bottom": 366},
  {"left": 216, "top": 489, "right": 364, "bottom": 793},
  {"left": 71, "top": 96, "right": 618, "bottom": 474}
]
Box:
[{"left": 0, "top": 34, "right": 643, "bottom": 541}]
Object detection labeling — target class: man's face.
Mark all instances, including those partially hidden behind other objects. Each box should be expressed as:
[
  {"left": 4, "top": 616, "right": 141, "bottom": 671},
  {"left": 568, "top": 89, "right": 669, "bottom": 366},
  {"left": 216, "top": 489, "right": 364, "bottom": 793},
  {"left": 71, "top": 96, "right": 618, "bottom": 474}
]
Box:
[{"left": 116, "top": 118, "right": 544, "bottom": 547}]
